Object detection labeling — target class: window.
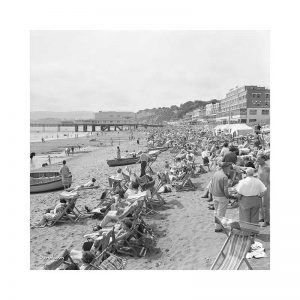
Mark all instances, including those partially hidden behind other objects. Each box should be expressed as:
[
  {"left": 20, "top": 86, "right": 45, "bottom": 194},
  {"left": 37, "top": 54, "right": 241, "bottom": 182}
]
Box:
[
  {"left": 257, "top": 93, "right": 261, "bottom": 98},
  {"left": 262, "top": 110, "right": 269, "bottom": 115},
  {"left": 249, "top": 119, "right": 257, "bottom": 122},
  {"left": 249, "top": 109, "right": 257, "bottom": 115},
  {"left": 252, "top": 93, "right": 256, "bottom": 97},
  {"left": 266, "top": 93, "right": 269, "bottom": 98}
]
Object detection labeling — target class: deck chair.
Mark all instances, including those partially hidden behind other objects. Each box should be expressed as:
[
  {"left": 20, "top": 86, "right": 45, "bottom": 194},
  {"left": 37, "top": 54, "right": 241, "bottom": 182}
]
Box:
[
  {"left": 49, "top": 196, "right": 88, "bottom": 226},
  {"left": 114, "top": 214, "right": 155, "bottom": 257},
  {"left": 83, "top": 228, "right": 117, "bottom": 270},
  {"left": 136, "top": 175, "right": 165, "bottom": 213},
  {"left": 108, "top": 176, "right": 123, "bottom": 193},
  {"left": 148, "top": 180, "right": 166, "bottom": 208},
  {"left": 44, "top": 249, "right": 76, "bottom": 270},
  {"left": 210, "top": 225, "right": 260, "bottom": 270},
  {"left": 145, "top": 155, "right": 157, "bottom": 175},
  {"left": 174, "top": 170, "right": 196, "bottom": 191}
]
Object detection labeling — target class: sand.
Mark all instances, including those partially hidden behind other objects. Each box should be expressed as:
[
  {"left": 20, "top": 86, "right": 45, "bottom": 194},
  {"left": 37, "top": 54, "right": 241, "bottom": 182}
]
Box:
[{"left": 30, "top": 131, "right": 270, "bottom": 270}]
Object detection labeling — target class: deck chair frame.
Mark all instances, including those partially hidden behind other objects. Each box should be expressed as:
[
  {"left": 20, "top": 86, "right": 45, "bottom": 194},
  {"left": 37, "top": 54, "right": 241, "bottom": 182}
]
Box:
[
  {"left": 174, "top": 170, "right": 196, "bottom": 192},
  {"left": 49, "top": 197, "right": 87, "bottom": 226},
  {"left": 210, "top": 228, "right": 257, "bottom": 270}
]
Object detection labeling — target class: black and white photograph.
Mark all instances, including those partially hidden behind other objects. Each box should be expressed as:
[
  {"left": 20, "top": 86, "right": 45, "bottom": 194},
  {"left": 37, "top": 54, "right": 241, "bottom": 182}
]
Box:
[
  {"left": 3, "top": 1, "right": 300, "bottom": 299},
  {"left": 30, "top": 30, "right": 270, "bottom": 270}
]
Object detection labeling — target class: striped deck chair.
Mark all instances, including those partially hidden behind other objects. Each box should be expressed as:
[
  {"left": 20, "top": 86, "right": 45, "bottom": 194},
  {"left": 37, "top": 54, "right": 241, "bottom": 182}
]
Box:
[
  {"left": 174, "top": 170, "right": 196, "bottom": 192},
  {"left": 49, "top": 196, "right": 87, "bottom": 226},
  {"left": 114, "top": 214, "right": 155, "bottom": 257},
  {"left": 136, "top": 175, "right": 165, "bottom": 213},
  {"left": 84, "top": 228, "right": 117, "bottom": 270},
  {"left": 210, "top": 228, "right": 258, "bottom": 270},
  {"left": 145, "top": 155, "right": 157, "bottom": 175}
]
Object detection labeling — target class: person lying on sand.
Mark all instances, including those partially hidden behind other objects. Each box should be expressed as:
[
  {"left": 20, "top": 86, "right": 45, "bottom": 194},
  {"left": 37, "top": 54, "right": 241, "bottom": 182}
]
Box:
[{"left": 67, "top": 178, "right": 97, "bottom": 191}]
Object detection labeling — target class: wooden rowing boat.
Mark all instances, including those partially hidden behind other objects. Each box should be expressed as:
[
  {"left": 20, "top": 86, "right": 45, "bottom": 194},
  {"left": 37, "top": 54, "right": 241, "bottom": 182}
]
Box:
[
  {"left": 107, "top": 157, "right": 139, "bottom": 167},
  {"left": 30, "top": 171, "right": 72, "bottom": 193}
]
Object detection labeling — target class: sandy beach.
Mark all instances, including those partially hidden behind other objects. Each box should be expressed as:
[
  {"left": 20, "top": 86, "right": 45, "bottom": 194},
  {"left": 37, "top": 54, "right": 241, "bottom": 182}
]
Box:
[{"left": 30, "top": 131, "right": 270, "bottom": 270}]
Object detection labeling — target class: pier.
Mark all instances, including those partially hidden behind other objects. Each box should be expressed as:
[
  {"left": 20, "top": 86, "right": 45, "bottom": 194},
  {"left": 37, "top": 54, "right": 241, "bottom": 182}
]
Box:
[{"left": 30, "top": 121, "right": 164, "bottom": 132}]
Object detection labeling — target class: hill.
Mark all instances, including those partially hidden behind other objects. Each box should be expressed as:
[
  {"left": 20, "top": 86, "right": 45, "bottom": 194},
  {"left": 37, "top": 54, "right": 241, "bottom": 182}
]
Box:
[
  {"left": 136, "top": 99, "right": 219, "bottom": 123},
  {"left": 30, "top": 111, "right": 95, "bottom": 121}
]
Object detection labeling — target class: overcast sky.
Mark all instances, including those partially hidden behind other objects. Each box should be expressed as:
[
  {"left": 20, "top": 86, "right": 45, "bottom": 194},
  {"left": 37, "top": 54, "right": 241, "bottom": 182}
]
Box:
[{"left": 30, "top": 31, "right": 269, "bottom": 112}]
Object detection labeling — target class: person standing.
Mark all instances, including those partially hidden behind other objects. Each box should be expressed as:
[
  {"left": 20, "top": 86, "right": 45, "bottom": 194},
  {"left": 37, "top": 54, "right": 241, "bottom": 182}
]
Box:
[
  {"left": 117, "top": 146, "right": 121, "bottom": 159},
  {"left": 222, "top": 145, "right": 237, "bottom": 164},
  {"left": 220, "top": 142, "right": 229, "bottom": 157},
  {"left": 236, "top": 168, "right": 266, "bottom": 224},
  {"left": 210, "top": 162, "right": 231, "bottom": 232},
  {"left": 256, "top": 154, "right": 270, "bottom": 226},
  {"left": 201, "top": 147, "right": 210, "bottom": 171},
  {"left": 137, "top": 151, "right": 149, "bottom": 177},
  {"left": 48, "top": 155, "right": 51, "bottom": 165},
  {"left": 59, "top": 160, "right": 71, "bottom": 189}
]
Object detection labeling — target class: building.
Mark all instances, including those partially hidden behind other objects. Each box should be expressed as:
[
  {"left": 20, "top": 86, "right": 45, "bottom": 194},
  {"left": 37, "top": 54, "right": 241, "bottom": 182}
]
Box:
[
  {"left": 205, "top": 100, "right": 221, "bottom": 124},
  {"left": 94, "top": 111, "right": 136, "bottom": 124},
  {"left": 216, "top": 86, "right": 270, "bottom": 124}
]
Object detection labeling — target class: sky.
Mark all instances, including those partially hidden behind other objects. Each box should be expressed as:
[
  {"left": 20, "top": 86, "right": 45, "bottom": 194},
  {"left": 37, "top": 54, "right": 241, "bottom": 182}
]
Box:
[{"left": 30, "top": 31, "right": 270, "bottom": 113}]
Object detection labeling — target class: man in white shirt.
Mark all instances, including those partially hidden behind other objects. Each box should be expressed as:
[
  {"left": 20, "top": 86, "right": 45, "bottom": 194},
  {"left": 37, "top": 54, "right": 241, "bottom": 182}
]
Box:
[{"left": 236, "top": 168, "right": 266, "bottom": 224}]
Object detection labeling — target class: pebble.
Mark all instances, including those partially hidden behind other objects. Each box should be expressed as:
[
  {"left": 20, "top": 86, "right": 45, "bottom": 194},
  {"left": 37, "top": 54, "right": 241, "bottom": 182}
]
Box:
[{"left": 155, "top": 263, "right": 160, "bottom": 267}]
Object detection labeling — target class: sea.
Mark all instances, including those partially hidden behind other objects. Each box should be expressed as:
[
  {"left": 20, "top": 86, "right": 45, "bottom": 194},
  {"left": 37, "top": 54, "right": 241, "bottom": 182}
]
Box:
[
  {"left": 30, "top": 126, "right": 94, "bottom": 143},
  {"left": 30, "top": 126, "right": 138, "bottom": 170}
]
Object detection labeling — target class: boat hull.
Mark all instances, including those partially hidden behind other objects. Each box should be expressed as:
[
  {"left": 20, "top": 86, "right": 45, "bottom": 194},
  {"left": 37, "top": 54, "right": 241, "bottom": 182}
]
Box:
[
  {"left": 30, "top": 179, "right": 65, "bottom": 193},
  {"left": 30, "top": 171, "right": 72, "bottom": 193},
  {"left": 107, "top": 157, "right": 139, "bottom": 167}
]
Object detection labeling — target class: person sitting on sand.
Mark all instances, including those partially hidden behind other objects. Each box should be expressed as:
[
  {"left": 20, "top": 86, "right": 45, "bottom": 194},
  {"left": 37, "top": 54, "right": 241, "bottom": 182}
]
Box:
[{"left": 31, "top": 199, "right": 68, "bottom": 228}]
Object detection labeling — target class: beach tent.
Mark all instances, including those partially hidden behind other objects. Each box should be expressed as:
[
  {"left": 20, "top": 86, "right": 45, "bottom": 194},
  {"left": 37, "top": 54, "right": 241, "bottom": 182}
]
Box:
[
  {"left": 229, "top": 124, "right": 254, "bottom": 137},
  {"left": 214, "top": 124, "right": 254, "bottom": 137},
  {"left": 214, "top": 124, "right": 230, "bottom": 135}
]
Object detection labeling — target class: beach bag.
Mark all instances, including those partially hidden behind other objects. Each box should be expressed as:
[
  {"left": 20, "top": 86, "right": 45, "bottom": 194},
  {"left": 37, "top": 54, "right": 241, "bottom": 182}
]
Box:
[{"left": 99, "top": 254, "right": 127, "bottom": 270}]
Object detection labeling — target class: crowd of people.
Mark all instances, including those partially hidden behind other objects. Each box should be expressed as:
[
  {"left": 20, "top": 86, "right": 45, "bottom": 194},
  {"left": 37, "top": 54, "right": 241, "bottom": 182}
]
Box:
[{"left": 33, "top": 123, "right": 270, "bottom": 269}]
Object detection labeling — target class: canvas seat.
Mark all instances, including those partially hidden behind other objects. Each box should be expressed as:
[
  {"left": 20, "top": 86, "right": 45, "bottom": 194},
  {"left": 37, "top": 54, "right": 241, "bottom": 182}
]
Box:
[{"left": 210, "top": 218, "right": 260, "bottom": 270}]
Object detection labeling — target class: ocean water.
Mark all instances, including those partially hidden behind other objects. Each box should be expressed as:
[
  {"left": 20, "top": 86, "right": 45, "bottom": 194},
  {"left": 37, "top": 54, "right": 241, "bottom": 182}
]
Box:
[{"left": 30, "top": 126, "right": 96, "bottom": 142}]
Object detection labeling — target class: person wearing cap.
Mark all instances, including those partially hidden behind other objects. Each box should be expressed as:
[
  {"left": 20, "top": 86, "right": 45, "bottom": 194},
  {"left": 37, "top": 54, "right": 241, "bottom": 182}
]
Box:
[
  {"left": 235, "top": 168, "right": 266, "bottom": 224},
  {"left": 210, "top": 162, "right": 232, "bottom": 232},
  {"left": 256, "top": 154, "right": 270, "bottom": 226}
]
